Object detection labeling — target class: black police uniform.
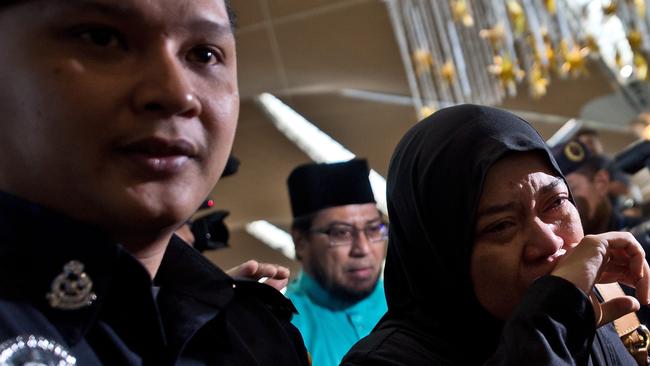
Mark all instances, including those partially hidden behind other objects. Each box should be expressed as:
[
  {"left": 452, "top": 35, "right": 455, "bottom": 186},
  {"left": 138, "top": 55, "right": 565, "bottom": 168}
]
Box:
[{"left": 0, "top": 191, "right": 310, "bottom": 365}]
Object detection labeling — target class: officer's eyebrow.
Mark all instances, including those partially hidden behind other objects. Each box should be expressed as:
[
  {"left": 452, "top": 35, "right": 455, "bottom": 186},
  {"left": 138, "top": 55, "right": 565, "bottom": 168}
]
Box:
[
  {"left": 183, "top": 19, "right": 234, "bottom": 38},
  {"left": 55, "top": 0, "right": 140, "bottom": 20},
  {"left": 54, "top": 0, "right": 233, "bottom": 36}
]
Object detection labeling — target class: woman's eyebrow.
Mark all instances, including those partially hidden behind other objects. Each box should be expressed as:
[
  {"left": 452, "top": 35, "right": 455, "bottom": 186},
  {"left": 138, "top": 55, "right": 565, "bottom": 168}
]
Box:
[
  {"left": 476, "top": 202, "right": 517, "bottom": 220},
  {"left": 539, "top": 177, "right": 564, "bottom": 196}
]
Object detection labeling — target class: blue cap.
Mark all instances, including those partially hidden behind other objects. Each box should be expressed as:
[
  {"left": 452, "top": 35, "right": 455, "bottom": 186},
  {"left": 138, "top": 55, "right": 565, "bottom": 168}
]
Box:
[{"left": 551, "top": 140, "right": 591, "bottom": 175}]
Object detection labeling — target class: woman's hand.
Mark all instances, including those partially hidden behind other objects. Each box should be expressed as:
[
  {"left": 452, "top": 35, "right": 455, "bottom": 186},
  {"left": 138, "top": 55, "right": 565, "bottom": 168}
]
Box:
[{"left": 551, "top": 232, "right": 650, "bottom": 327}]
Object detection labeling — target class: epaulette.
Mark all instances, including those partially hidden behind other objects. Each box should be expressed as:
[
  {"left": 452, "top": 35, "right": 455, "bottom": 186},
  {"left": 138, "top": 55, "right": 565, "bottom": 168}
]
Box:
[{"left": 232, "top": 279, "right": 297, "bottom": 320}]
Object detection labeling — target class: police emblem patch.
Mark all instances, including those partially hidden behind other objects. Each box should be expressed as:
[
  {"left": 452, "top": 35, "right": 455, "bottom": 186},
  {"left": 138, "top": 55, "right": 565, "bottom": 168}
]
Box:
[
  {"left": 563, "top": 141, "right": 585, "bottom": 162},
  {"left": 46, "top": 260, "right": 96, "bottom": 310},
  {"left": 0, "top": 335, "right": 76, "bottom": 365}
]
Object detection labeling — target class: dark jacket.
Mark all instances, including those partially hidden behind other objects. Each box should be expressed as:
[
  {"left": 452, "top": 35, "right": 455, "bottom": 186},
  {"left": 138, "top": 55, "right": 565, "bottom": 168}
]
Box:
[
  {"left": 0, "top": 191, "right": 309, "bottom": 365},
  {"left": 342, "top": 276, "right": 634, "bottom": 365},
  {"left": 340, "top": 104, "right": 637, "bottom": 365}
]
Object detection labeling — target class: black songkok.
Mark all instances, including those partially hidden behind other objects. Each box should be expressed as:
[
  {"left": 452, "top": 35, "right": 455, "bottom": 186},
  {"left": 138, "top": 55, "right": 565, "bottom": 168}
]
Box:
[{"left": 287, "top": 159, "right": 375, "bottom": 218}]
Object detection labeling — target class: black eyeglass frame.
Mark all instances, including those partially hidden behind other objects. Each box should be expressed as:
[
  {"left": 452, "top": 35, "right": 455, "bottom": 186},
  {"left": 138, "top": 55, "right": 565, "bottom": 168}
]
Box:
[{"left": 309, "top": 222, "right": 388, "bottom": 247}]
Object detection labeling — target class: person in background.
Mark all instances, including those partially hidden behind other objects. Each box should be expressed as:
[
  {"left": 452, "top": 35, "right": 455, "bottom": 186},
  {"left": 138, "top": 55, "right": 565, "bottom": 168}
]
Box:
[
  {"left": 575, "top": 127, "right": 605, "bottom": 155},
  {"left": 285, "top": 159, "right": 388, "bottom": 366},
  {"left": 341, "top": 104, "right": 649, "bottom": 365},
  {"left": 0, "top": 0, "right": 309, "bottom": 364},
  {"left": 554, "top": 139, "right": 650, "bottom": 326},
  {"left": 573, "top": 128, "right": 632, "bottom": 200},
  {"left": 553, "top": 140, "right": 645, "bottom": 244}
]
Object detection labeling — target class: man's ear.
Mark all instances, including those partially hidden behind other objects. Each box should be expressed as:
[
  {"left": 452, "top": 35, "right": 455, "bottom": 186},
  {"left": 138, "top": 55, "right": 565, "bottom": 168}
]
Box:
[
  {"left": 291, "top": 229, "right": 306, "bottom": 261},
  {"left": 593, "top": 169, "right": 611, "bottom": 196}
]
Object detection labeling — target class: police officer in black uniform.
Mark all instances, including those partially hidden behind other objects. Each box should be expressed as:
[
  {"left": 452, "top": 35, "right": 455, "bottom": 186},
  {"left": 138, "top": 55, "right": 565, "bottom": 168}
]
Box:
[
  {"left": 0, "top": 1, "right": 309, "bottom": 365},
  {"left": 552, "top": 140, "right": 650, "bottom": 249},
  {"left": 553, "top": 139, "right": 650, "bottom": 329}
]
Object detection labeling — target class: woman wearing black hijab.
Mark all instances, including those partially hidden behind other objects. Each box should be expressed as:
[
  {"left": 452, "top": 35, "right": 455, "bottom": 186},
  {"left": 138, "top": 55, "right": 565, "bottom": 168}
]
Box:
[{"left": 341, "top": 105, "right": 650, "bottom": 365}]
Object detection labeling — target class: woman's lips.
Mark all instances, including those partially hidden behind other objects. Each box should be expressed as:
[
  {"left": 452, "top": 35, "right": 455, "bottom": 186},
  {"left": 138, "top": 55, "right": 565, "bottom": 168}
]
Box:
[
  {"left": 547, "top": 248, "right": 567, "bottom": 262},
  {"left": 522, "top": 248, "right": 569, "bottom": 289}
]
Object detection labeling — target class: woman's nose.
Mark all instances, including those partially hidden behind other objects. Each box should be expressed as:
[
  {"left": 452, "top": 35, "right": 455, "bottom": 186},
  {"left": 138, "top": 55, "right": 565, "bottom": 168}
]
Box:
[{"left": 523, "top": 217, "right": 563, "bottom": 262}]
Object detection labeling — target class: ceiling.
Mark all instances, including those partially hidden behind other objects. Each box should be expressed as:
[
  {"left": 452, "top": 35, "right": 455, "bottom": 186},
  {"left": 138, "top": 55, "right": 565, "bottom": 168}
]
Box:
[{"left": 204, "top": 0, "right": 640, "bottom": 275}]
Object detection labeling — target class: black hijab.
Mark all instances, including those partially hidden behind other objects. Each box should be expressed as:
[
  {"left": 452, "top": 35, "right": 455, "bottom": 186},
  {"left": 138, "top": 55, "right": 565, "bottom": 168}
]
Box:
[{"left": 349, "top": 105, "right": 566, "bottom": 364}]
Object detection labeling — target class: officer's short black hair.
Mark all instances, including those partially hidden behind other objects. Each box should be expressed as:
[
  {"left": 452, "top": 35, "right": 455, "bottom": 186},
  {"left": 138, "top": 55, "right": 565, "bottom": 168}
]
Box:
[
  {"left": 575, "top": 127, "right": 600, "bottom": 139},
  {"left": 573, "top": 155, "right": 610, "bottom": 179},
  {"left": 224, "top": 0, "right": 238, "bottom": 29},
  {"left": 0, "top": 0, "right": 238, "bottom": 29}
]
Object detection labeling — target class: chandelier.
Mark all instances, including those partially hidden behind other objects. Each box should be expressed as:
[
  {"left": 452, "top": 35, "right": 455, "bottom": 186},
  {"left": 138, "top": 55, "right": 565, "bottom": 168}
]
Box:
[{"left": 385, "top": 0, "right": 650, "bottom": 117}]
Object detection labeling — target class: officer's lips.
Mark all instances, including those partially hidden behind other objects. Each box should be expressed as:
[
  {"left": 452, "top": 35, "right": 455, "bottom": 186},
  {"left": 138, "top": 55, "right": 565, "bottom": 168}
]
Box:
[{"left": 116, "top": 137, "right": 198, "bottom": 176}]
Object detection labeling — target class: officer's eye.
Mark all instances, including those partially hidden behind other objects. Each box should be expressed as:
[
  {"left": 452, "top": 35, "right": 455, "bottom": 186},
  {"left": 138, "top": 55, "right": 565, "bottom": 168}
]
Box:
[
  {"left": 483, "top": 220, "right": 515, "bottom": 235},
  {"left": 187, "top": 46, "right": 223, "bottom": 66},
  {"left": 74, "top": 26, "right": 125, "bottom": 49}
]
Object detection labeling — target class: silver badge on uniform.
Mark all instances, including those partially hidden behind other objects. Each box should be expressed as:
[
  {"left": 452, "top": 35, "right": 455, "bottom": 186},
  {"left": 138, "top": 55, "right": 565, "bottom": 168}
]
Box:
[
  {"left": 0, "top": 335, "right": 76, "bottom": 365},
  {"left": 46, "top": 260, "right": 96, "bottom": 310}
]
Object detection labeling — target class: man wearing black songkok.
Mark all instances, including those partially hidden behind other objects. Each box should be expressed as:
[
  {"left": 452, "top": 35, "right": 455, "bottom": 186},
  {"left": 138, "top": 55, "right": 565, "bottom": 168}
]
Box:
[
  {"left": 285, "top": 159, "right": 388, "bottom": 366},
  {"left": 341, "top": 105, "right": 650, "bottom": 365}
]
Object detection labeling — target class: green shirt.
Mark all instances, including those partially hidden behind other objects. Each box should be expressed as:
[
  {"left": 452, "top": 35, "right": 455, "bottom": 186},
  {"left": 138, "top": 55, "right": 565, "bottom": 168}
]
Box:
[{"left": 285, "top": 272, "right": 387, "bottom": 366}]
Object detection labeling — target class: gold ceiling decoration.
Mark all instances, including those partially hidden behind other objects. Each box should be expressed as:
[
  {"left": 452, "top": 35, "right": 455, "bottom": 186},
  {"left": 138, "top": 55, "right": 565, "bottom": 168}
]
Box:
[{"left": 385, "top": 0, "right": 650, "bottom": 118}]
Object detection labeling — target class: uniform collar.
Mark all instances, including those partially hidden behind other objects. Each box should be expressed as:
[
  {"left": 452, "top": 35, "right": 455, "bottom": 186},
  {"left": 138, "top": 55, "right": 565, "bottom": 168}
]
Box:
[
  {"left": 0, "top": 191, "right": 137, "bottom": 343},
  {"left": 0, "top": 191, "right": 238, "bottom": 362},
  {"left": 155, "top": 235, "right": 234, "bottom": 308},
  {"left": 295, "top": 271, "right": 383, "bottom": 312}
]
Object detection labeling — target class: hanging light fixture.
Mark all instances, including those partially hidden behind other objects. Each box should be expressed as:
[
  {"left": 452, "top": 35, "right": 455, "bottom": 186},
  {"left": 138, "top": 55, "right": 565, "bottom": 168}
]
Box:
[{"left": 385, "top": 0, "right": 650, "bottom": 117}]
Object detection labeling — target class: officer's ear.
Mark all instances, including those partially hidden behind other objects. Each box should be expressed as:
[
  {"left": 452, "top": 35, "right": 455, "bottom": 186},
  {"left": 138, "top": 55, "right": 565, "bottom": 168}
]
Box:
[{"left": 593, "top": 169, "right": 611, "bottom": 196}]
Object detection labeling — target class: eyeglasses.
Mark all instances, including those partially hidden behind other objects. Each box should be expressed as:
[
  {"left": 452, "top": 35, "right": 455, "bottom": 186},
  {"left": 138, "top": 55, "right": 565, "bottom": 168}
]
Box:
[{"left": 310, "top": 222, "right": 388, "bottom": 247}]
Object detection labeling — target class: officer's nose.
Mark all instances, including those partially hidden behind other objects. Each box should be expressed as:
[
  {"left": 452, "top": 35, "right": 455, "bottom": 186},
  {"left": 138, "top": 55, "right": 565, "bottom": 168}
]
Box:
[
  {"left": 131, "top": 46, "right": 202, "bottom": 119},
  {"left": 523, "top": 217, "right": 564, "bottom": 262}
]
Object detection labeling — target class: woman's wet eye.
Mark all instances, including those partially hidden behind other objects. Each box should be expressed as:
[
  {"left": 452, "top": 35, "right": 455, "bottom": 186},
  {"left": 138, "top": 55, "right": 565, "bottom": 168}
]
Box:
[
  {"left": 484, "top": 221, "right": 514, "bottom": 234},
  {"left": 549, "top": 196, "right": 568, "bottom": 209},
  {"left": 187, "top": 46, "right": 223, "bottom": 65}
]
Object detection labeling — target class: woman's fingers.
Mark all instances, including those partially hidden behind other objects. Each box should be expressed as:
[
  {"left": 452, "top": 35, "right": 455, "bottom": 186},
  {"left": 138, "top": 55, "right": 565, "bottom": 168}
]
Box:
[
  {"left": 553, "top": 232, "right": 650, "bottom": 306},
  {"left": 594, "top": 232, "right": 650, "bottom": 305},
  {"left": 596, "top": 295, "right": 640, "bottom": 328},
  {"left": 551, "top": 236, "right": 606, "bottom": 293},
  {"left": 603, "top": 232, "right": 645, "bottom": 280},
  {"left": 635, "top": 265, "right": 650, "bottom": 305}
]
